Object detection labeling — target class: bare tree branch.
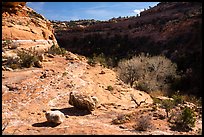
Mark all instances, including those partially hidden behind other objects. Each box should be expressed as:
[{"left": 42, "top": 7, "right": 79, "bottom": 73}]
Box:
[
  {"left": 2, "top": 121, "right": 9, "bottom": 133},
  {"left": 130, "top": 94, "right": 147, "bottom": 108}
]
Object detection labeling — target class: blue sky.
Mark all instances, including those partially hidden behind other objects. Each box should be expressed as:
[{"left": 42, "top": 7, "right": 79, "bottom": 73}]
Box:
[{"left": 27, "top": 2, "right": 159, "bottom": 21}]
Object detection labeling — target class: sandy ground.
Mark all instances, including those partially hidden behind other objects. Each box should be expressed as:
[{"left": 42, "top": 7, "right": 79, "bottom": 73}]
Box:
[{"left": 2, "top": 54, "right": 202, "bottom": 135}]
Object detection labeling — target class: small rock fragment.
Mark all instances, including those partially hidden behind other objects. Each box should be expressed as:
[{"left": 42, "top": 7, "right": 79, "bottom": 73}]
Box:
[
  {"left": 42, "top": 109, "right": 46, "bottom": 113},
  {"left": 99, "top": 70, "right": 105, "bottom": 74},
  {"left": 119, "top": 125, "right": 126, "bottom": 129},
  {"left": 34, "top": 61, "right": 43, "bottom": 68},
  {"left": 65, "top": 115, "right": 69, "bottom": 118},
  {"left": 47, "top": 54, "right": 54, "bottom": 58}
]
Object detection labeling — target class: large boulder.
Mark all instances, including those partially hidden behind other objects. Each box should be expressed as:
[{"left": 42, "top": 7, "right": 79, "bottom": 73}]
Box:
[
  {"left": 45, "top": 110, "right": 65, "bottom": 124},
  {"left": 69, "top": 91, "right": 99, "bottom": 111}
]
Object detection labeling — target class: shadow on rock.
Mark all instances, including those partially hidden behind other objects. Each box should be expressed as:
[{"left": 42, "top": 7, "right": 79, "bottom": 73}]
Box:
[
  {"left": 32, "top": 121, "right": 60, "bottom": 128},
  {"left": 51, "top": 107, "right": 91, "bottom": 116}
]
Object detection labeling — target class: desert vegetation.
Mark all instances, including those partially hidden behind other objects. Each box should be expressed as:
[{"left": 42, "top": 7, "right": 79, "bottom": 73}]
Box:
[
  {"left": 170, "top": 107, "right": 196, "bottom": 132},
  {"left": 106, "top": 85, "right": 114, "bottom": 91},
  {"left": 55, "top": 2, "right": 202, "bottom": 98},
  {"left": 4, "top": 48, "right": 42, "bottom": 69},
  {"left": 117, "top": 54, "right": 179, "bottom": 95},
  {"left": 111, "top": 90, "right": 199, "bottom": 133},
  {"left": 48, "top": 43, "right": 67, "bottom": 56},
  {"left": 133, "top": 115, "right": 152, "bottom": 131},
  {"left": 2, "top": 2, "right": 202, "bottom": 135},
  {"left": 3, "top": 43, "right": 68, "bottom": 70}
]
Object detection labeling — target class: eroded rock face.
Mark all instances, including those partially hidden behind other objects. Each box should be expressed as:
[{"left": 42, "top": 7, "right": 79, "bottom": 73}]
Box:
[
  {"left": 45, "top": 110, "right": 65, "bottom": 124},
  {"left": 2, "top": 2, "right": 26, "bottom": 13},
  {"left": 69, "top": 91, "right": 99, "bottom": 111},
  {"left": 2, "top": 2, "right": 58, "bottom": 53},
  {"left": 2, "top": 2, "right": 26, "bottom": 7}
]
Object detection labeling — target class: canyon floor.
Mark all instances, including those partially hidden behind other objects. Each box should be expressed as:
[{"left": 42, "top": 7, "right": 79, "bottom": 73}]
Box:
[{"left": 2, "top": 53, "right": 202, "bottom": 135}]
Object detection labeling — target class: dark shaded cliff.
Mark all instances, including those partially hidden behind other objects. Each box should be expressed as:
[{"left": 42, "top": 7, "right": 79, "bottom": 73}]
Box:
[{"left": 53, "top": 2, "right": 202, "bottom": 97}]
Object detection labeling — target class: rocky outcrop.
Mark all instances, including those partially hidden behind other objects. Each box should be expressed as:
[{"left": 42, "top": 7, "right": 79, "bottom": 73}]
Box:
[
  {"left": 2, "top": 2, "right": 26, "bottom": 14},
  {"left": 2, "top": 2, "right": 58, "bottom": 54},
  {"left": 69, "top": 91, "right": 99, "bottom": 111},
  {"left": 2, "top": 2, "right": 26, "bottom": 8}
]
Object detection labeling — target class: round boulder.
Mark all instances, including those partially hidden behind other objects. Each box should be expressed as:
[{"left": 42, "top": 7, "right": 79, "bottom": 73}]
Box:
[{"left": 45, "top": 110, "right": 65, "bottom": 124}]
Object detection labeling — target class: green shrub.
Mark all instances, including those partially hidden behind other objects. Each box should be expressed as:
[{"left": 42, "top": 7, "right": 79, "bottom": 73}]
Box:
[
  {"left": 2, "top": 40, "right": 12, "bottom": 48},
  {"left": 87, "top": 58, "right": 97, "bottom": 67},
  {"left": 107, "top": 85, "right": 114, "bottom": 91},
  {"left": 161, "top": 99, "right": 175, "bottom": 118},
  {"left": 180, "top": 107, "right": 196, "bottom": 129},
  {"left": 87, "top": 53, "right": 115, "bottom": 68},
  {"left": 152, "top": 97, "right": 162, "bottom": 105},
  {"left": 17, "top": 49, "right": 39, "bottom": 68},
  {"left": 171, "top": 91, "right": 184, "bottom": 106},
  {"left": 93, "top": 53, "right": 108, "bottom": 67},
  {"left": 151, "top": 105, "right": 157, "bottom": 111},
  {"left": 62, "top": 72, "right": 68, "bottom": 77},
  {"left": 9, "top": 63, "right": 20, "bottom": 69},
  {"left": 117, "top": 54, "right": 178, "bottom": 93},
  {"left": 6, "top": 56, "right": 21, "bottom": 69},
  {"left": 48, "top": 44, "right": 67, "bottom": 55},
  {"left": 173, "top": 107, "right": 196, "bottom": 131},
  {"left": 5, "top": 48, "right": 43, "bottom": 69}
]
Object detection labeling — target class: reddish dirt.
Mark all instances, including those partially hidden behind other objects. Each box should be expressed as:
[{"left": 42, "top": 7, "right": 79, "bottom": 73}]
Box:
[
  {"left": 2, "top": 2, "right": 201, "bottom": 135},
  {"left": 2, "top": 54, "right": 202, "bottom": 135}
]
